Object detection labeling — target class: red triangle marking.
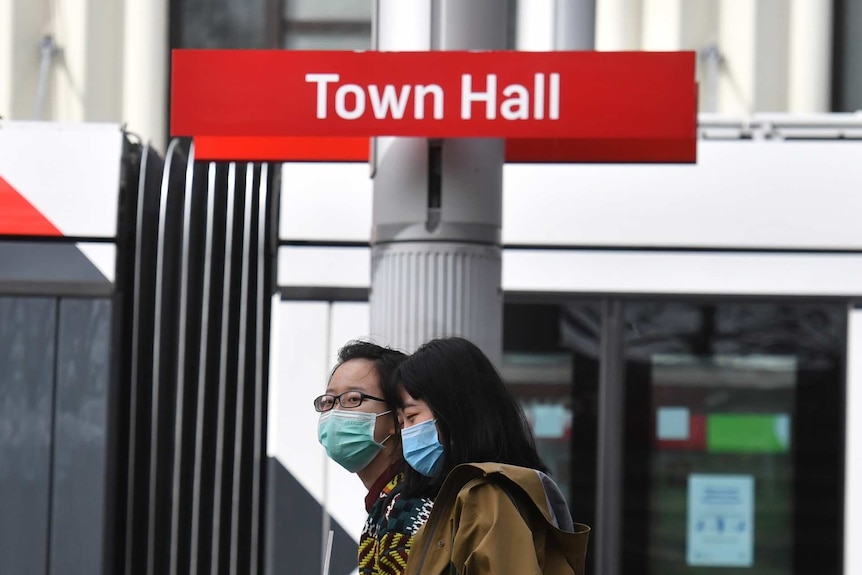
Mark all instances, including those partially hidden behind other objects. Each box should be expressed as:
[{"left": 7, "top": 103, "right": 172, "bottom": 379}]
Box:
[{"left": 0, "top": 174, "right": 62, "bottom": 236}]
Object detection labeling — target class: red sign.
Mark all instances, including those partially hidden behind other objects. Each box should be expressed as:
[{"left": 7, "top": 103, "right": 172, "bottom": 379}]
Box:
[{"left": 171, "top": 50, "right": 697, "bottom": 163}]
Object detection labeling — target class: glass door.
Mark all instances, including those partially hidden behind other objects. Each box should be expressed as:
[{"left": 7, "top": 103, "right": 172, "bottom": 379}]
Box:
[
  {"left": 620, "top": 302, "right": 846, "bottom": 575},
  {"left": 503, "top": 299, "right": 847, "bottom": 575}
]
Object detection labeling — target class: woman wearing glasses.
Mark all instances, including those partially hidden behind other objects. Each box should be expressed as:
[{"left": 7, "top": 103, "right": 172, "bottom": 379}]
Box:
[
  {"left": 314, "top": 340, "right": 433, "bottom": 575},
  {"left": 394, "top": 337, "right": 590, "bottom": 575}
]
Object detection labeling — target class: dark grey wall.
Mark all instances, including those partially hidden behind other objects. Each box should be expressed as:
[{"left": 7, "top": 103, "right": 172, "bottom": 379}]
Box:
[
  {"left": 50, "top": 299, "right": 111, "bottom": 574},
  {"left": 0, "top": 297, "right": 55, "bottom": 574},
  {"left": 0, "top": 242, "right": 110, "bottom": 296},
  {"left": 0, "top": 297, "right": 111, "bottom": 575},
  {"left": 265, "top": 458, "right": 357, "bottom": 575},
  {"left": 836, "top": 0, "right": 862, "bottom": 111}
]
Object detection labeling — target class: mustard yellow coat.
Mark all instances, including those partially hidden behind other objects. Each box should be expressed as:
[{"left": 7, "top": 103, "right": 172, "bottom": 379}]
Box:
[{"left": 403, "top": 463, "right": 590, "bottom": 575}]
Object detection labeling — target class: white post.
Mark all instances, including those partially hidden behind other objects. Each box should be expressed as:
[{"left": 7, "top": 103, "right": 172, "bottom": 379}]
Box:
[
  {"left": 718, "top": 0, "right": 791, "bottom": 115},
  {"left": 596, "top": 0, "right": 642, "bottom": 51},
  {"left": 788, "top": 0, "right": 833, "bottom": 112},
  {"left": 376, "top": 0, "right": 432, "bottom": 51},
  {"left": 517, "top": 0, "right": 595, "bottom": 51},
  {"left": 123, "top": 0, "right": 169, "bottom": 152},
  {"left": 641, "top": 0, "right": 683, "bottom": 51},
  {"left": 845, "top": 307, "right": 862, "bottom": 575},
  {"left": 717, "top": 0, "right": 756, "bottom": 115},
  {"left": 515, "top": 0, "right": 554, "bottom": 51}
]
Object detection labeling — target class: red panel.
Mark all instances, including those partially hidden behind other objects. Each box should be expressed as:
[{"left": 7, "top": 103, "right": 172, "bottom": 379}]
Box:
[
  {"left": 194, "top": 135, "right": 696, "bottom": 163},
  {"left": 0, "top": 175, "right": 62, "bottom": 236},
  {"left": 505, "top": 137, "right": 696, "bottom": 163},
  {"left": 195, "top": 136, "right": 370, "bottom": 162},
  {"left": 172, "top": 50, "right": 697, "bottom": 144}
]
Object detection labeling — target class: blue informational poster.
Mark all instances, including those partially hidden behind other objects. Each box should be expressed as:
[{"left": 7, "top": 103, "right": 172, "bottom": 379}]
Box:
[{"left": 687, "top": 474, "right": 755, "bottom": 567}]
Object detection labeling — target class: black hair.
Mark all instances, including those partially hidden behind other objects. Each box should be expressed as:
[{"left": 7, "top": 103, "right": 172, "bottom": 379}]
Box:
[
  {"left": 395, "top": 337, "right": 548, "bottom": 499},
  {"left": 331, "top": 339, "right": 407, "bottom": 435}
]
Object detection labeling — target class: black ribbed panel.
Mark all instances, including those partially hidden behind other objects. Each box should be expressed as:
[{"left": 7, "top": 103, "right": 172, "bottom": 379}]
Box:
[{"left": 110, "top": 140, "right": 278, "bottom": 575}]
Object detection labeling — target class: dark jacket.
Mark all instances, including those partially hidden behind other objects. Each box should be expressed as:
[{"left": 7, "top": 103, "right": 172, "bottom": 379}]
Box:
[{"left": 403, "top": 463, "right": 590, "bottom": 575}]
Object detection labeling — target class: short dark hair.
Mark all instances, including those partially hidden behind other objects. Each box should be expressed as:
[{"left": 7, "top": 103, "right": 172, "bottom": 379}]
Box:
[
  {"left": 331, "top": 340, "right": 407, "bottom": 433},
  {"left": 395, "top": 337, "right": 547, "bottom": 499}
]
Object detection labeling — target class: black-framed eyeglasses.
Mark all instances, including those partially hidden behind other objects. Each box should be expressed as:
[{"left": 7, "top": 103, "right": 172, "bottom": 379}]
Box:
[{"left": 313, "top": 391, "right": 387, "bottom": 412}]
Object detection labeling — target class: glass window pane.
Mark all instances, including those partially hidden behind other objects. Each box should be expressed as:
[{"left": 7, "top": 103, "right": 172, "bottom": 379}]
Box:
[
  {"left": 177, "top": 0, "right": 272, "bottom": 48},
  {"left": 501, "top": 352, "right": 574, "bottom": 501},
  {"left": 284, "top": 0, "right": 371, "bottom": 21},
  {"left": 503, "top": 300, "right": 602, "bottom": 575},
  {"left": 284, "top": 31, "right": 370, "bottom": 50}
]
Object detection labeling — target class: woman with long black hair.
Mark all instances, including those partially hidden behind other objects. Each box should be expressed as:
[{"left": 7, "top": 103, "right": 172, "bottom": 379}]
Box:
[{"left": 395, "top": 337, "right": 590, "bottom": 575}]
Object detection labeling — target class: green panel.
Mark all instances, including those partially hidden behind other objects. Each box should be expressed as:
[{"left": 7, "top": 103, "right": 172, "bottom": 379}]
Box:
[{"left": 706, "top": 414, "right": 790, "bottom": 454}]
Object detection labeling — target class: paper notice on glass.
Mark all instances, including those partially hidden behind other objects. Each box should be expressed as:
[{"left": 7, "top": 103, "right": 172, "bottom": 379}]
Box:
[{"left": 687, "top": 474, "right": 754, "bottom": 567}]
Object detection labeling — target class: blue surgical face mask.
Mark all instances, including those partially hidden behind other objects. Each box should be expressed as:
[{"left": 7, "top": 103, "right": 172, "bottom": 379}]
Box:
[
  {"left": 318, "top": 409, "right": 391, "bottom": 473},
  {"left": 401, "top": 418, "right": 444, "bottom": 477}
]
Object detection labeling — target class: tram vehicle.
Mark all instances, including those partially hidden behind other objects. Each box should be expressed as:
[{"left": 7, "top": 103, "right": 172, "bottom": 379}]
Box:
[{"left": 1, "top": 115, "right": 860, "bottom": 574}]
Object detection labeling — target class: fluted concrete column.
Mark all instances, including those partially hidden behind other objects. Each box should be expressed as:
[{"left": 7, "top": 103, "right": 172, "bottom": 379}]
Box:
[
  {"left": 788, "top": 0, "right": 832, "bottom": 112},
  {"left": 0, "top": 0, "right": 123, "bottom": 123},
  {"left": 370, "top": 0, "right": 506, "bottom": 362},
  {"left": 51, "top": 0, "right": 123, "bottom": 123},
  {"left": 0, "top": 1, "right": 11, "bottom": 117},
  {"left": 0, "top": 0, "right": 52, "bottom": 119},
  {"left": 718, "top": 0, "right": 790, "bottom": 115},
  {"left": 51, "top": 0, "right": 82, "bottom": 121},
  {"left": 123, "top": 0, "right": 168, "bottom": 151},
  {"left": 717, "top": 1, "right": 755, "bottom": 115},
  {"left": 371, "top": 244, "right": 502, "bottom": 359}
]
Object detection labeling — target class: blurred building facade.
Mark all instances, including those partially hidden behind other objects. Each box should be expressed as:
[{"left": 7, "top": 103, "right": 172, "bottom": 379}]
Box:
[{"left": 2, "top": 0, "right": 862, "bottom": 148}]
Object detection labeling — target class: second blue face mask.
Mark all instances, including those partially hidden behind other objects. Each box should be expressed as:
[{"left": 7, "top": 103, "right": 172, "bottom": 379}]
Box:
[{"left": 401, "top": 418, "right": 444, "bottom": 477}]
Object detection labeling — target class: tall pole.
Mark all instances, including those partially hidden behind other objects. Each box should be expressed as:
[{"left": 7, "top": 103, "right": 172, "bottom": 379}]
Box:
[
  {"left": 123, "top": 0, "right": 168, "bottom": 152},
  {"left": 596, "top": 0, "right": 642, "bottom": 51},
  {"left": 370, "top": 0, "right": 507, "bottom": 363},
  {"left": 788, "top": 0, "right": 833, "bottom": 112},
  {"left": 555, "top": 0, "right": 596, "bottom": 50},
  {"left": 516, "top": 0, "right": 595, "bottom": 51}
]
